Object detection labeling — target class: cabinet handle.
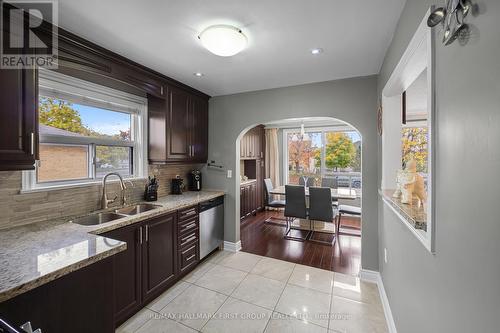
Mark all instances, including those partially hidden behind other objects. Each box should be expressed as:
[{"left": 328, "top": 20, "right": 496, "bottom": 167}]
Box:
[
  {"left": 182, "top": 222, "right": 197, "bottom": 231},
  {"left": 182, "top": 244, "right": 196, "bottom": 254},
  {"left": 182, "top": 209, "right": 197, "bottom": 217},
  {"left": 139, "top": 227, "right": 143, "bottom": 244},
  {"left": 30, "top": 132, "right": 35, "bottom": 155},
  {"left": 181, "top": 235, "right": 196, "bottom": 245},
  {"left": 145, "top": 225, "right": 149, "bottom": 242},
  {"left": 186, "top": 254, "right": 196, "bottom": 262},
  {"left": 161, "top": 86, "right": 164, "bottom": 95}
]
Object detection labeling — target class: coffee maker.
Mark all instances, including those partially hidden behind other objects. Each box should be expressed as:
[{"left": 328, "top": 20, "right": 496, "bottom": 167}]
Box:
[
  {"left": 171, "top": 176, "right": 184, "bottom": 195},
  {"left": 188, "top": 170, "right": 202, "bottom": 191}
]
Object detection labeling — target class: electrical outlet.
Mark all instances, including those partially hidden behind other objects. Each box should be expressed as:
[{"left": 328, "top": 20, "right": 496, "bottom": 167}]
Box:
[
  {"left": 384, "top": 248, "right": 388, "bottom": 264},
  {"left": 227, "top": 169, "right": 232, "bottom": 178}
]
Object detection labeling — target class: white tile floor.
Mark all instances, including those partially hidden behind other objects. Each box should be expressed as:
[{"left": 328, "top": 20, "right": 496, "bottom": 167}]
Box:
[{"left": 116, "top": 250, "right": 388, "bottom": 333}]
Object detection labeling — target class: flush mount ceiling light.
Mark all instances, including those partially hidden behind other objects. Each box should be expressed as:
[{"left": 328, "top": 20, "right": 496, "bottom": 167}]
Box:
[
  {"left": 193, "top": 72, "right": 204, "bottom": 77},
  {"left": 198, "top": 25, "right": 247, "bottom": 57},
  {"left": 311, "top": 48, "right": 323, "bottom": 55}
]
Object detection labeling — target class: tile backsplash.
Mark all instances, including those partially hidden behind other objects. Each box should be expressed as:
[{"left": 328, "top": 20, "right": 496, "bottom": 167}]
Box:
[{"left": 0, "top": 164, "right": 203, "bottom": 230}]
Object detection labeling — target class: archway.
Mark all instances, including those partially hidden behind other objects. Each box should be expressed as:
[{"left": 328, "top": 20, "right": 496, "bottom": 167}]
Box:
[
  {"left": 202, "top": 76, "right": 379, "bottom": 272},
  {"left": 234, "top": 117, "right": 363, "bottom": 273}
]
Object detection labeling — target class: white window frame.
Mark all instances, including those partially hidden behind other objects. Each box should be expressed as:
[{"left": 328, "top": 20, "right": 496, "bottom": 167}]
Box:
[
  {"left": 282, "top": 125, "right": 361, "bottom": 187},
  {"left": 22, "top": 69, "right": 148, "bottom": 192},
  {"left": 381, "top": 8, "right": 436, "bottom": 253}
]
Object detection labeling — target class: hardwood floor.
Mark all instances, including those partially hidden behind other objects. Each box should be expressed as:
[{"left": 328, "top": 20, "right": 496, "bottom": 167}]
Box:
[{"left": 240, "top": 210, "right": 362, "bottom": 276}]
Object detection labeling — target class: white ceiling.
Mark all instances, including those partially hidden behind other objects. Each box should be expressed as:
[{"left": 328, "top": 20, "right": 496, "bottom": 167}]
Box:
[{"left": 57, "top": 0, "right": 405, "bottom": 96}]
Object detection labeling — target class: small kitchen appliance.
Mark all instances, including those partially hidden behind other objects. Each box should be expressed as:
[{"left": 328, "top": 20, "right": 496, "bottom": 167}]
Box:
[
  {"left": 171, "top": 176, "right": 184, "bottom": 195},
  {"left": 188, "top": 170, "right": 202, "bottom": 191}
]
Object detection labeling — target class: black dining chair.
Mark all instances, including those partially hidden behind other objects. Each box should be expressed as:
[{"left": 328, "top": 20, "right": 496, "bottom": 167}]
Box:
[
  {"left": 321, "top": 177, "right": 338, "bottom": 188},
  {"left": 321, "top": 177, "right": 339, "bottom": 208},
  {"left": 308, "top": 187, "right": 337, "bottom": 246},
  {"left": 263, "top": 178, "right": 286, "bottom": 223},
  {"left": 337, "top": 204, "right": 361, "bottom": 235},
  {"left": 299, "top": 176, "right": 315, "bottom": 187},
  {"left": 284, "top": 185, "right": 311, "bottom": 241}
]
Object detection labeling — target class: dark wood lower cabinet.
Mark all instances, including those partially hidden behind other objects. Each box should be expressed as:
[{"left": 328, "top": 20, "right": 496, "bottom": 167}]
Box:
[
  {"left": 240, "top": 181, "right": 258, "bottom": 219},
  {"left": 0, "top": 204, "right": 209, "bottom": 331},
  {"left": 0, "top": 258, "right": 114, "bottom": 333},
  {"left": 104, "top": 223, "right": 142, "bottom": 325},
  {"left": 177, "top": 205, "right": 200, "bottom": 275},
  {"left": 142, "top": 213, "right": 177, "bottom": 304},
  {"left": 103, "top": 208, "right": 200, "bottom": 327}
]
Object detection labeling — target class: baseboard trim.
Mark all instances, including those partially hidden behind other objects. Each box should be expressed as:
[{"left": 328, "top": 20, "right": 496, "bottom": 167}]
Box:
[
  {"left": 223, "top": 240, "right": 242, "bottom": 252},
  {"left": 360, "top": 269, "right": 397, "bottom": 333}
]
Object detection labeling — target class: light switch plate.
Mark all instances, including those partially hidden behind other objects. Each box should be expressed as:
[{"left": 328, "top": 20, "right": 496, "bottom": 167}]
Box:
[{"left": 227, "top": 170, "right": 232, "bottom": 178}]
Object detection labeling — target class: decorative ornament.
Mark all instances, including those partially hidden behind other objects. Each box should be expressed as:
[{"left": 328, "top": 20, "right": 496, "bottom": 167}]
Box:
[{"left": 427, "top": 0, "right": 473, "bottom": 45}]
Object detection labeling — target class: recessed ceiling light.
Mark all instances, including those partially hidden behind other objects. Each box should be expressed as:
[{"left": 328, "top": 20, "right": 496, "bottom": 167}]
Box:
[
  {"left": 194, "top": 72, "right": 204, "bottom": 77},
  {"left": 311, "top": 48, "right": 323, "bottom": 55},
  {"left": 198, "top": 25, "right": 247, "bottom": 57}
]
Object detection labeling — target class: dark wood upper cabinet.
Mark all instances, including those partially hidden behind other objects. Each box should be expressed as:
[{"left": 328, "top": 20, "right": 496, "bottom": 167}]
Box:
[
  {"left": 166, "top": 86, "right": 192, "bottom": 161},
  {"left": 148, "top": 95, "right": 168, "bottom": 163},
  {"left": 240, "top": 126, "right": 263, "bottom": 160},
  {"left": 103, "top": 224, "right": 142, "bottom": 325},
  {"left": 0, "top": 19, "right": 209, "bottom": 171},
  {"left": 190, "top": 95, "right": 209, "bottom": 162},
  {"left": 148, "top": 86, "right": 209, "bottom": 164},
  {"left": 0, "top": 68, "right": 38, "bottom": 171},
  {"left": 142, "top": 212, "right": 177, "bottom": 303}
]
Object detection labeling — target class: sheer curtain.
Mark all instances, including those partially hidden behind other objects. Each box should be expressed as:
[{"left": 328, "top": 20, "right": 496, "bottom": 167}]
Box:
[{"left": 265, "top": 128, "right": 280, "bottom": 188}]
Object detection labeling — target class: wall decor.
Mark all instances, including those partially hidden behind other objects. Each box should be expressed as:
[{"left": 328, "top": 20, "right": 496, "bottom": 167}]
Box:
[{"left": 427, "top": 0, "right": 473, "bottom": 45}]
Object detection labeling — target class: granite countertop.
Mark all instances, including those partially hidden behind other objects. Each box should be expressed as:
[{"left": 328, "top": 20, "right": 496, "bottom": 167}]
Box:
[
  {"left": 240, "top": 179, "right": 257, "bottom": 186},
  {"left": 380, "top": 189, "right": 427, "bottom": 230},
  {"left": 0, "top": 190, "right": 225, "bottom": 303}
]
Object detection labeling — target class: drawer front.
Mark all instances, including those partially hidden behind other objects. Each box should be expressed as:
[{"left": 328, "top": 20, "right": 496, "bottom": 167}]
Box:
[
  {"left": 179, "top": 243, "right": 198, "bottom": 273},
  {"left": 178, "top": 229, "right": 198, "bottom": 249},
  {"left": 178, "top": 218, "right": 198, "bottom": 235},
  {"left": 178, "top": 205, "right": 198, "bottom": 222}
]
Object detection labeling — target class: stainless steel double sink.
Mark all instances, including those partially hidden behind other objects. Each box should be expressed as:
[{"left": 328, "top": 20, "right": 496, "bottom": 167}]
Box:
[{"left": 71, "top": 203, "right": 161, "bottom": 226}]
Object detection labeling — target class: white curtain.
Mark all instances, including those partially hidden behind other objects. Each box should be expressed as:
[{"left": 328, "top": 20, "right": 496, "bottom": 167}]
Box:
[{"left": 265, "top": 128, "right": 280, "bottom": 188}]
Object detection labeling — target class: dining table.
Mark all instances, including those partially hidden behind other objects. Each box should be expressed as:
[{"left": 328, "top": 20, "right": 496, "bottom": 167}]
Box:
[{"left": 269, "top": 185, "right": 358, "bottom": 200}]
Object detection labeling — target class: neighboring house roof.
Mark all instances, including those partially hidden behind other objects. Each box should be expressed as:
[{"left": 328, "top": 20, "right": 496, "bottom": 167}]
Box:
[{"left": 39, "top": 124, "right": 86, "bottom": 137}]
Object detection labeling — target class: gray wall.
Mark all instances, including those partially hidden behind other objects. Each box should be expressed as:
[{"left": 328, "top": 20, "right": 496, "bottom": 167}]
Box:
[
  {"left": 204, "top": 76, "right": 379, "bottom": 271},
  {"left": 378, "top": 0, "right": 500, "bottom": 332}
]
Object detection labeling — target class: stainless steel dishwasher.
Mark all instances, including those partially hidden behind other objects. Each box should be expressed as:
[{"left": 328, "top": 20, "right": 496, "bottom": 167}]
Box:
[{"left": 199, "top": 196, "right": 224, "bottom": 259}]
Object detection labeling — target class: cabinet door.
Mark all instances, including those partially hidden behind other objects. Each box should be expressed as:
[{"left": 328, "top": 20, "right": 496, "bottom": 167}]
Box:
[
  {"left": 166, "top": 86, "right": 191, "bottom": 161},
  {"left": 142, "top": 213, "right": 177, "bottom": 303},
  {"left": 250, "top": 183, "right": 257, "bottom": 214},
  {"left": 103, "top": 224, "right": 142, "bottom": 325},
  {"left": 240, "top": 186, "right": 245, "bottom": 218},
  {"left": 0, "top": 68, "right": 37, "bottom": 170},
  {"left": 256, "top": 161, "right": 264, "bottom": 210},
  {"left": 240, "top": 135, "right": 246, "bottom": 158},
  {"left": 148, "top": 95, "right": 168, "bottom": 163},
  {"left": 247, "top": 131, "right": 255, "bottom": 158},
  {"left": 190, "top": 95, "right": 208, "bottom": 162}
]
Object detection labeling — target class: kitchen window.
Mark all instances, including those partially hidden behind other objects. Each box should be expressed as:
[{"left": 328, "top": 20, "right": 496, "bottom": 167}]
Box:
[{"left": 22, "top": 70, "right": 148, "bottom": 191}]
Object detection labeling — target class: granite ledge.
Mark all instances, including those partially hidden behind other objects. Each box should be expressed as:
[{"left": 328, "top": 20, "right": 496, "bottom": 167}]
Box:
[
  {"left": 380, "top": 189, "right": 427, "bottom": 231},
  {"left": 0, "top": 190, "right": 225, "bottom": 303}
]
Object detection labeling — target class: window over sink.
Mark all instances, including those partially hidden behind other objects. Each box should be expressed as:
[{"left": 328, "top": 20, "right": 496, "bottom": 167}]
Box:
[{"left": 22, "top": 70, "right": 148, "bottom": 191}]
